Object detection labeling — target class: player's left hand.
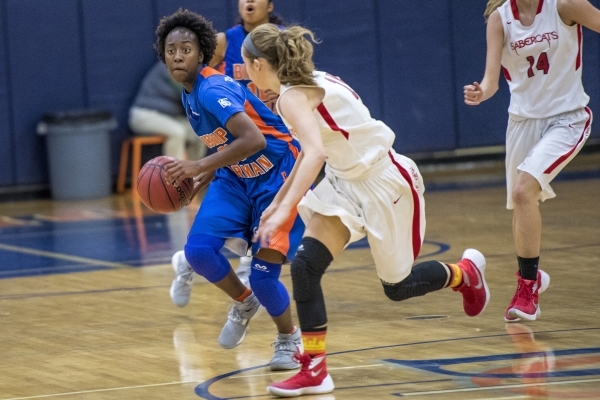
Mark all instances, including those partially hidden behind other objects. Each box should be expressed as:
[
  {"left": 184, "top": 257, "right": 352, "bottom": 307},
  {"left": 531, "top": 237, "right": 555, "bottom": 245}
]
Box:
[
  {"left": 254, "top": 205, "right": 290, "bottom": 248},
  {"left": 190, "top": 171, "right": 215, "bottom": 200},
  {"left": 164, "top": 160, "right": 203, "bottom": 186}
]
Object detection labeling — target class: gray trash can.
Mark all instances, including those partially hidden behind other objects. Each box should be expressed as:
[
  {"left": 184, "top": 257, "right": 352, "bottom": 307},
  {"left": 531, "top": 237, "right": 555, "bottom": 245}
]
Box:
[{"left": 37, "top": 109, "right": 118, "bottom": 201}]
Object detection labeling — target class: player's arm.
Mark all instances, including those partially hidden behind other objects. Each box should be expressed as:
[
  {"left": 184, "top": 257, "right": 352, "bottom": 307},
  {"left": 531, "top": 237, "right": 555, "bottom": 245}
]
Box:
[
  {"left": 164, "top": 84, "right": 266, "bottom": 184},
  {"left": 201, "top": 111, "right": 267, "bottom": 171},
  {"left": 165, "top": 111, "right": 265, "bottom": 184},
  {"left": 210, "top": 32, "right": 227, "bottom": 68},
  {"left": 254, "top": 87, "right": 325, "bottom": 247},
  {"left": 270, "top": 87, "right": 326, "bottom": 210},
  {"left": 464, "top": 10, "right": 504, "bottom": 105},
  {"left": 559, "top": 0, "right": 600, "bottom": 32}
]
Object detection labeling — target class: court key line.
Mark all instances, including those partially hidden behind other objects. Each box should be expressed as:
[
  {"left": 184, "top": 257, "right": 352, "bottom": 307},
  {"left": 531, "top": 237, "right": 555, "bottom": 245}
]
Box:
[{"left": 0, "top": 243, "right": 131, "bottom": 269}]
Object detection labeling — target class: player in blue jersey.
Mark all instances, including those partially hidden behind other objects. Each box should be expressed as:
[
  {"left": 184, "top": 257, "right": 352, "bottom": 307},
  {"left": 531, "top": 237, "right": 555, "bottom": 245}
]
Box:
[
  {"left": 211, "top": 0, "right": 283, "bottom": 111},
  {"left": 168, "top": 0, "right": 285, "bottom": 307},
  {"left": 155, "top": 8, "right": 303, "bottom": 371}
]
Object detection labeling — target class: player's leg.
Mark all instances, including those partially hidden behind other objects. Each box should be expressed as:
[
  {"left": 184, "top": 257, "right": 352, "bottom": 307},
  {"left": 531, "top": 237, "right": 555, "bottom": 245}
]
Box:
[
  {"left": 248, "top": 162, "right": 307, "bottom": 370},
  {"left": 169, "top": 177, "right": 244, "bottom": 307},
  {"left": 268, "top": 169, "right": 363, "bottom": 396},
  {"left": 247, "top": 247, "right": 300, "bottom": 371},
  {"left": 179, "top": 173, "right": 262, "bottom": 348},
  {"left": 183, "top": 232, "right": 261, "bottom": 349},
  {"left": 368, "top": 152, "right": 489, "bottom": 316},
  {"left": 505, "top": 108, "right": 590, "bottom": 322},
  {"left": 266, "top": 213, "right": 347, "bottom": 397}
]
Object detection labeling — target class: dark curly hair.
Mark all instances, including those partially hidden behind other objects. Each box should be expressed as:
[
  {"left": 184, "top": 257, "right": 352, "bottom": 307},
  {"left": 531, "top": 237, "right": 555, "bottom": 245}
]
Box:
[{"left": 154, "top": 8, "right": 218, "bottom": 63}]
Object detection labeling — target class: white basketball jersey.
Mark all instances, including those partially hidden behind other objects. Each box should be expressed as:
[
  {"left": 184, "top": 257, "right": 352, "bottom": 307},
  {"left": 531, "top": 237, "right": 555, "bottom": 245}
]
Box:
[
  {"left": 277, "top": 71, "right": 395, "bottom": 180},
  {"left": 498, "top": 0, "right": 589, "bottom": 119}
]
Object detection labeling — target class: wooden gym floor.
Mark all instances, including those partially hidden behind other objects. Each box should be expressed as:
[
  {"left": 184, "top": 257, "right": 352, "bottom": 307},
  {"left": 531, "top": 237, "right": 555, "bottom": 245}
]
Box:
[{"left": 0, "top": 151, "right": 599, "bottom": 399}]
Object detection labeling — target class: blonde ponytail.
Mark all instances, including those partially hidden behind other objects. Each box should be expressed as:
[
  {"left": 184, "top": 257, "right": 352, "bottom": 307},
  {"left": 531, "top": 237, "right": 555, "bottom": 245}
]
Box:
[{"left": 244, "top": 23, "right": 320, "bottom": 86}]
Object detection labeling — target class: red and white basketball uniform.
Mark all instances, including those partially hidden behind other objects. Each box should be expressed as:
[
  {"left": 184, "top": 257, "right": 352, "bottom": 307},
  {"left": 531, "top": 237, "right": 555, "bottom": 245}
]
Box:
[
  {"left": 277, "top": 71, "right": 426, "bottom": 284},
  {"left": 498, "top": 0, "right": 592, "bottom": 208}
]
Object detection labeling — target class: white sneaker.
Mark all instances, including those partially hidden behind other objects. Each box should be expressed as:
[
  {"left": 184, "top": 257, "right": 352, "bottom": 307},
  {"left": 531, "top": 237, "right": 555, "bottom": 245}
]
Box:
[
  {"left": 218, "top": 292, "right": 261, "bottom": 349},
  {"left": 170, "top": 251, "right": 194, "bottom": 307},
  {"left": 270, "top": 327, "right": 302, "bottom": 371}
]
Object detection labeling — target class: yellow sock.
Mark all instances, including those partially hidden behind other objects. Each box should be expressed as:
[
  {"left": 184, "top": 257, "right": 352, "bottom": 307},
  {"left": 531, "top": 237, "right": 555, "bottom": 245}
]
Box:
[
  {"left": 447, "top": 263, "right": 463, "bottom": 288},
  {"left": 302, "top": 330, "right": 327, "bottom": 357}
]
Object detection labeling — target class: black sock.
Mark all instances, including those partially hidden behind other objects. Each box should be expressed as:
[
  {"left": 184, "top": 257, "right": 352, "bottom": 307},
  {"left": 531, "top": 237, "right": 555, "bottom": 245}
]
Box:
[{"left": 517, "top": 256, "right": 539, "bottom": 281}]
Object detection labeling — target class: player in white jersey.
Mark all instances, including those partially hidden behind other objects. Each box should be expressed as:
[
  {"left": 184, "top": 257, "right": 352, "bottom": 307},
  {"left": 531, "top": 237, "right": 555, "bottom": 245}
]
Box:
[
  {"left": 242, "top": 24, "right": 490, "bottom": 397},
  {"left": 464, "top": 0, "right": 600, "bottom": 323}
]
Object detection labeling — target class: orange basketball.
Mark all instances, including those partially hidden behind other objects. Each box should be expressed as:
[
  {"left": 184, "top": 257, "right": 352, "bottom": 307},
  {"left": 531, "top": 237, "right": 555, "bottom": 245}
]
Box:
[{"left": 137, "top": 156, "right": 193, "bottom": 213}]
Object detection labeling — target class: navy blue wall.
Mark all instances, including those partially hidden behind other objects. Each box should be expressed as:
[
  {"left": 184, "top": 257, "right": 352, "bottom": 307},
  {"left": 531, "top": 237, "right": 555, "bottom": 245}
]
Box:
[{"left": 0, "top": 0, "right": 598, "bottom": 188}]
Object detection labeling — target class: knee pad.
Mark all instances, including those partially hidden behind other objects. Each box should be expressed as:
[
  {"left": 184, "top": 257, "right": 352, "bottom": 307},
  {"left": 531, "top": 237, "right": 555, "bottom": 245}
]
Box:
[
  {"left": 382, "top": 260, "right": 447, "bottom": 301},
  {"left": 249, "top": 259, "right": 289, "bottom": 317},
  {"left": 184, "top": 234, "right": 229, "bottom": 283},
  {"left": 290, "top": 237, "right": 333, "bottom": 329},
  {"left": 291, "top": 237, "right": 332, "bottom": 302}
]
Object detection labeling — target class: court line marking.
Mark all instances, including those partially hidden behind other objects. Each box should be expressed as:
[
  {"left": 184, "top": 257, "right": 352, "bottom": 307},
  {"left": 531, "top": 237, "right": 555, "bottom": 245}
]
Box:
[
  {"left": 396, "top": 377, "right": 600, "bottom": 396},
  {"left": 0, "top": 243, "right": 131, "bottom": 269},
  {"left": 226, "top": 363, "right": 385, "bottom": 379},
  {"left": 2, "top": 380, "right": 199, "bottom": 400},
  {"left": 474, "top": 397, "right": 529, "bottom": 400}
]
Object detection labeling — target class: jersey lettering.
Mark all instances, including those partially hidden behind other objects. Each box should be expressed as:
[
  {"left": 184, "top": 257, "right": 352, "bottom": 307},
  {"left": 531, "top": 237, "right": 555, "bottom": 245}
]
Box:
[
  {"left": 510, "top": 31, "right": 558, "bottom": 55},
  {"left": 232, "top": 64, "right": 250, "bottom": 80},
  {"left": 229, "top": 154, "right": 274, "bottom": 178},
  {"left": 200, "top": 127, "right": 228, "bottom": 148}
]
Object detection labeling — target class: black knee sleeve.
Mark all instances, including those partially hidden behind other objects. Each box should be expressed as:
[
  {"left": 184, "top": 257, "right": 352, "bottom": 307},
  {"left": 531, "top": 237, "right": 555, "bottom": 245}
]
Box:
[
  {"left": 383, "top": 260, "right": 448, "bottom": 301},
  {"left": 290, "top": 237, "right": 333, "bottom": 329}
]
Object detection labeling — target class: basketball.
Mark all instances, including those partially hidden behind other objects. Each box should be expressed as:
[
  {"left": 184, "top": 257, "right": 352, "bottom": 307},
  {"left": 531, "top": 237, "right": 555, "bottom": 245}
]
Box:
[{"left": 137, "top": 156, "right": 194, "bottom": 213}]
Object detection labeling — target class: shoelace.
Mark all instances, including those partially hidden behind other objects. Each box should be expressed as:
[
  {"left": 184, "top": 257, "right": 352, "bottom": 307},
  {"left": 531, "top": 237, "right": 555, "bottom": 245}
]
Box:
[
  {"left": 176, "top": 270, "right": 193, "bottom": 284},
  {"left": 514, "top": 280, "right": 534, "bottom": 307},
  {"left": 226, "top": 304, "right": 244, "bottom": 323},
  {"left": 291, "top": 351, "right": 312, "bottom": 370},
  {"left": 272, "top": 337, "right": 300, "bottom": 354}
]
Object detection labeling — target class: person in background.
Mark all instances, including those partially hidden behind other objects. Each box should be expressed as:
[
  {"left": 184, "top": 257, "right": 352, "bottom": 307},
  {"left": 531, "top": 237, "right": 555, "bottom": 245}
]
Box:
[
  {"left": 156, "top": 9, "right": 304, "bottom": 371},
  {"left": 244, "top": 23, "right": 490, "bottom": 397},
  {"left": 212, "top": 0, "right": 284, "bottom": 111},
  {"left": 129, "top": 61, "right": 205, "bottom": 160},
  {"left": 464, "top": 0, "right": 600, "bottom": 323}
]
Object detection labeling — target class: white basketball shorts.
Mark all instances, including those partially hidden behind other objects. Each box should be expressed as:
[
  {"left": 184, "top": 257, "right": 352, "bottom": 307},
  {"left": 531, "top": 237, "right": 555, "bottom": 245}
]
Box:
[
  {"left": 505, "top": 107, "right": 592, "bottom": 209},
  {"left": 297, "top": 150, "right": 426, "bottom": 284}
]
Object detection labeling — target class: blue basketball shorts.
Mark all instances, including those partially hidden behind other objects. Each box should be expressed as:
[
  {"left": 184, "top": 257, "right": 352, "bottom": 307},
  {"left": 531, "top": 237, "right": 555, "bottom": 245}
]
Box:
[{"left": 188, "top": 150, "right": 304, "bottom": 261}]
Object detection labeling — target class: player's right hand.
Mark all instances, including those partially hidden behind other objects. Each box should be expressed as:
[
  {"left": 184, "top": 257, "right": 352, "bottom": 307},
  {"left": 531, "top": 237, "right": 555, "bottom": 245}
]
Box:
[{"left": 464, "top": 82, "right": 483, "bottom": 106}]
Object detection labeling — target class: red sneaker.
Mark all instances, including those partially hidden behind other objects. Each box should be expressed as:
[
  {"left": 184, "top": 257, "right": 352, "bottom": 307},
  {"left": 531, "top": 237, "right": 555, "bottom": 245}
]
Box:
[
  {"left": 452, "top": 249, "right": 489, "bottom": 317},
  {"left": 266, "top": 352, "right": 334, "bottom": 397},
  {"left": 505, "top": 270, "right": 550, "bottom": 323}
]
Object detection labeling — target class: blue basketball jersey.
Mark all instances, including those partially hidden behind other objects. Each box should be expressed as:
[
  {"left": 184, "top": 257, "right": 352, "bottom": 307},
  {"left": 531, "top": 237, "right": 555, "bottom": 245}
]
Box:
[
  {"left": 182, "top": 66, "right": 299, "bottom": 193},
  {"left": 183, "top": 66, "right": 303, "bottom": 259}
]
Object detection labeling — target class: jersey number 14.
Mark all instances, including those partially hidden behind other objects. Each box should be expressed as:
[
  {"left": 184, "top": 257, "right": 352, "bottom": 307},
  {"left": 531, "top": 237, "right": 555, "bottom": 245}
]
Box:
[{"left": 526, "top": 52, "right": 549, "bottom": 78}]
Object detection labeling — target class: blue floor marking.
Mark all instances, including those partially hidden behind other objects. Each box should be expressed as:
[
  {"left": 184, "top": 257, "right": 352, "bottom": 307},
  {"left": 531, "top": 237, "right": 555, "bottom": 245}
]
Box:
[{"left": 193, "top": 327, "right": 600, "bottom": 399}]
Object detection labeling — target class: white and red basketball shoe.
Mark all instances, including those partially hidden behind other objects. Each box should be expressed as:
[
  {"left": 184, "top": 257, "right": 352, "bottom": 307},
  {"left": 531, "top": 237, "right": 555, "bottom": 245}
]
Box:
[
  {"left": 267, "top": 352, "right": 334, "bottom": 397},
  {"left": 452, "top": 249, "right": 490, "bottom": 317},
  {"left": 505, "top": 270, "right": 550, "bottom": 322}
]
